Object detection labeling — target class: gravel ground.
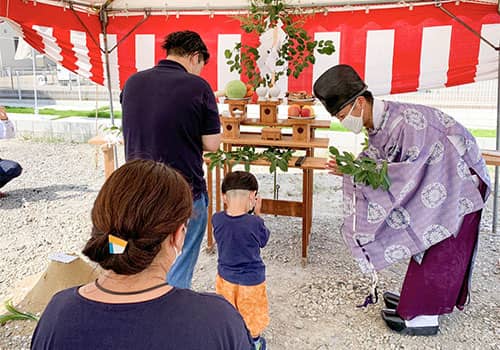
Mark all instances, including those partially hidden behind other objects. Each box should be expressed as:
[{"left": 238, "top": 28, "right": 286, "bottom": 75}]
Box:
[{"left": 0, "top": 139, "right": 499, "bottom": 350}]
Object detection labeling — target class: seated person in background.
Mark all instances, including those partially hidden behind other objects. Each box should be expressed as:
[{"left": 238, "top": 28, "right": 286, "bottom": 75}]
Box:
[
  {"left": 0, "top": 106, "right": 22, "bottom": 198},
  {"left": 31, "top": 159, "right": 253, "bottom": 350},
  {"left": 213, "top": 171, "right": 271, "bottom": 350}
]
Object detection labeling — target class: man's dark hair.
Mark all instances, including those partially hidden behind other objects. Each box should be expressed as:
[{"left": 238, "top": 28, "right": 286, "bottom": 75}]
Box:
[
  {"left": 361, "top": 90, "right": 374, "bottom": 104},
  {"left": 221, "top": 171, "right": 258, "bottom": 194},
  {"left": 162, "top": 31, "right": 210, "bottom": 64}
]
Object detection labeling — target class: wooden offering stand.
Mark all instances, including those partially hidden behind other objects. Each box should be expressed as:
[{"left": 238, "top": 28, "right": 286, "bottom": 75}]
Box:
[
  {"left": 209, "top": 99, "right": 330, "bottom": 265},
  {"left": 227, "top": 99, "right": 249, "bottom": 119},
  {"left": 221, "top": 99, "right": 250, "bottom": 139},
  {"left": 259, "top": 100, "right": 280, "bottom": 123}
]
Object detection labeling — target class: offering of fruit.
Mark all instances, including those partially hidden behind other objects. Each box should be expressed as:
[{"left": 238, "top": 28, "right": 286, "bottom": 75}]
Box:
[
  {"left": 301, "top": 105, "right": 315, "bottom": 117},
  {"left": 288, "top": 104, "right": 315, "bottom": 118},
  {"left": 245, "top": 84, "right": 254, "bottom": 98},
  {"left": 225, "top": 80, "right": 247, "bottom": 99},
  {"left": 300, "top": 108, "right": 311, "bottom": 118},
  {"left": 288, "top": 104, "right": 301, "bottom": 117}
]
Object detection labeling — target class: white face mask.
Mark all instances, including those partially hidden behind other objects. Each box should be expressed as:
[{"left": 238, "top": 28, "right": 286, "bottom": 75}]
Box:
[{"left": 340, "top": 100, "right": 364, "bottom": 134}]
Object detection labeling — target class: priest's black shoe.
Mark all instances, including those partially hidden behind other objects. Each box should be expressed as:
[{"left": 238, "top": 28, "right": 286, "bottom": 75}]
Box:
[
  {"left": 381, "top": 309, "right": 439, "bottom": 336},
  {"left": 383, "top": 291, "right": 400, "bottom": 309}
]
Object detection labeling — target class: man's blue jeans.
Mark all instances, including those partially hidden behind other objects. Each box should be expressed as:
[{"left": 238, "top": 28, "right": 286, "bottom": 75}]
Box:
[
  {"left": 0, "top": 159, "right": 22, "bottom": 189},
  {"left": 167, "top": 192, "right": 208, "bottom": 289}
]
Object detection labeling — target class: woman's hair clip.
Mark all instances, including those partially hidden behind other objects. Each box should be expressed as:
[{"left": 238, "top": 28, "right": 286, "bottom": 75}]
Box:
[{"left": 108, "top": 234, "right": 128, "bottom": 254}]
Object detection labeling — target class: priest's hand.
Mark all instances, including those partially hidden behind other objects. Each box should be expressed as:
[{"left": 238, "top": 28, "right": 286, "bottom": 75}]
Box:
[{"left": 325, "top": 156, "right": 342, "bottom": 176}]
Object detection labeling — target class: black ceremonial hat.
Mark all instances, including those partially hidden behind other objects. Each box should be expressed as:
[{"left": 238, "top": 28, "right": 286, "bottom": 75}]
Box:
[{"left": 313, "top": 64, "right": 368, "bottom": 116}]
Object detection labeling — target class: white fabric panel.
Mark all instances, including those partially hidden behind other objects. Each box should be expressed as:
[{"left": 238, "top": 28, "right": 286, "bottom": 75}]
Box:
[
  {"left": 135, "top": 34, "right": 155, "bottom": 71},
  {"left": 275, "top": 65, "right": 288, "bottom": 97},
  {"left": 418, "top": 25, "right": 452, "bottom": 90},
  {"left": 32, "top": 25, "right": 63, "bottom": 62},
  {"left": 70, "top": 30, "right": 92, "bottom": 78},
  {"left": 217, "top": 34, "right": 241, "bottom": 91},
  {"left": 14, "top": 38, "right": 33, "bottom": 60},
  {"left": 475, "top": 23, "right": 500, "bottom": 82},
  {"left": 312, "top": 32, "right": 340, "bottom": 89},
  {"left": 100, "top": 34, "right": 120, "bottom": 89},
  {"left": 365, "top": 29, "right": 394, "bottom": 96}
]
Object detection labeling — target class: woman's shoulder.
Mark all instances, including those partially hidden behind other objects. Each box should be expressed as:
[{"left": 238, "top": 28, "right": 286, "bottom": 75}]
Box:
[
  {"left": 173, "top": 288, "right": 237, "bottom": 311},
  {"left": 47, "top": 286, "right": 81, "bottom": 305},
  {"left": 174, "top": 289, "right": 244, "bottom": 317}
]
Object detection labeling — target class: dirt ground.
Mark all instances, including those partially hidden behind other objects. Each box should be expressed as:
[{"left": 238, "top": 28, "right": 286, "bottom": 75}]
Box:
[{"left": 0, "top": 139, "right": 499, "bottom": 349}]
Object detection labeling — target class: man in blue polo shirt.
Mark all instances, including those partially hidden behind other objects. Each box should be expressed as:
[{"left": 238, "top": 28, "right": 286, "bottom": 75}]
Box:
[{"left": 121, "top": 31, "right": 221, "bottom": 289}]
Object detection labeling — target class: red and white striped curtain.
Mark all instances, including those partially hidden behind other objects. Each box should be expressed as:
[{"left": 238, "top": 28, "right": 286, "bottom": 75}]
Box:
[{"left": 1, "top": 0, "right": 499, "bottom": 94}]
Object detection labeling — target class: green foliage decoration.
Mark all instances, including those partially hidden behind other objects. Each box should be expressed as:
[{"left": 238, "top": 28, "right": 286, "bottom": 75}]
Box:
[
  {"left": 261, "top": 147, "right": 294, "bottom": 173},
  {"left": 329, "top": 146, "right": 391, "bottom": 191},
  {"left": 0, "top": 300, "right": 39, "bottom": 325},
  {"left": 205, "top": 146, "right": 294, "bottom": 174},
  {"left": 224, "top": 0, "right": 335, "bottom": 87}
]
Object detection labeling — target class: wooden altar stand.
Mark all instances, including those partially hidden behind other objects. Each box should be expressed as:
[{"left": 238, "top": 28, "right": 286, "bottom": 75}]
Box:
[{"left": 206, "top": 116, "right": 330, "bottom": 265}]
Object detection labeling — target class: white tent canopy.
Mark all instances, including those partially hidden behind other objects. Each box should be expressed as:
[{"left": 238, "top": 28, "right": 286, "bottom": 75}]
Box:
[{"left": 33, "top": 0, "right": 500, "bottom": 14}]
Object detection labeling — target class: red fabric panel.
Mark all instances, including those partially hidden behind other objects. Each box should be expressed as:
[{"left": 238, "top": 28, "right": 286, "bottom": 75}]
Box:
[
  {"left": 52, "top": 27, "right": 78, "bottom": 72},
  {"left": 2, "top": 1, "right": 499, "bottom": 93},
  {"left": 108, "top": 14, "right": 242, "bottom": 89},
  {"left": 446, "top": 4, "right": 499, "bottom": 87},
  {"left": 1, "top": 0, "right": 104, "bottom": 85}
]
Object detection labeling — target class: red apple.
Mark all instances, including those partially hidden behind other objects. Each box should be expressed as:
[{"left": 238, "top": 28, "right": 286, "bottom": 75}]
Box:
[
  {"left": 300, "top": 108, "right": 311, "bottom": 118},
  {"left": 302, "top": 105, "right": 314, "bottom": 117},
  {"left": 288, "top": 105, "right": 301, "bottom": 117}
]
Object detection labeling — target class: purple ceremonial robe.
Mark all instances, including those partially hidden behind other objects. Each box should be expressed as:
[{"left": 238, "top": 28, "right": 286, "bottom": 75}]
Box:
[{"left": 342, "top": 101, "right": 491, "bottom": 274}]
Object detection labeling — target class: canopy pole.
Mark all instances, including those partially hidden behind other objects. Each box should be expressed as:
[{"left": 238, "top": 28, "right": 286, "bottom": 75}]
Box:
[
  {"left": 31, "top": 47, "right": 38, "bottom": 116},
  {"left": 493, "top": 41, "right": 500, "bottom": 233},
  {"left": 99, "top": 10, "right": 114, "bottom": 126},
  {"left": 99, "top": 8, "right": 118, "bottom": 169}
]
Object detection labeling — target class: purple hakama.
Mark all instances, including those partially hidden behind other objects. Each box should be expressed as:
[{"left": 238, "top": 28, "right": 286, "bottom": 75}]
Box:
[{"left": 397, "top": 180, "right": 486, "bottom": 319}]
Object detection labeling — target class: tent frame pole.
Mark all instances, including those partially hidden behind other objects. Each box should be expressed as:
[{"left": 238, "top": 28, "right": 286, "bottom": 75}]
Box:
[
  {"left": 493, "top": 42, "right": 500, "bottom": 233},
  {"left": 99, "top": 8, "right": 118, "bottom": 169},
  {"left": 99, "top": 9, "right": 114, "bottom": 126}
]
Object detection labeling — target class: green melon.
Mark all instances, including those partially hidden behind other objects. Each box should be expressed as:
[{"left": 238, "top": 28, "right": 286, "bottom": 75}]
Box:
[{"left": 225, "top": 80, "right": 247, "bottom": 99}]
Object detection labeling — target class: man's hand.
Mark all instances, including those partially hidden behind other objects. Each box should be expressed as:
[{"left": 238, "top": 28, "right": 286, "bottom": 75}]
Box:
[{"left": 325, "top": 156, "right": 342, "bottom": 176}]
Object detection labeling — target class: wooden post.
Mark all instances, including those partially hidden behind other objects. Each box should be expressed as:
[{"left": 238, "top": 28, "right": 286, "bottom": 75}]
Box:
[
  {"left": 88, "top": 135, "right": 120, "bottom": 179},
  {"left": 101, "top": 145, "right": 116, "bottom": 179}
]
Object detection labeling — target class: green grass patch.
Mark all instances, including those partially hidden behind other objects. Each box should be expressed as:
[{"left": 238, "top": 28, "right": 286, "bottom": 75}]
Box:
[
  {"left": 323, "top": 122, "right": 496, "bottom": 139},
  {"left": 5, "top": 106, "right": 122, "bottom": 119},
  {"left": 468, "top": 129, "right": 497, "bottom": 138}
]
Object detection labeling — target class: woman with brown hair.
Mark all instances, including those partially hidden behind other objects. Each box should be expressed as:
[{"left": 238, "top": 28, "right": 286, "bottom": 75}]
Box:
[{"left": 31, "top": 159, "right": 253, "bottom": 350}]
